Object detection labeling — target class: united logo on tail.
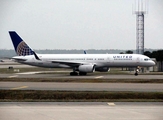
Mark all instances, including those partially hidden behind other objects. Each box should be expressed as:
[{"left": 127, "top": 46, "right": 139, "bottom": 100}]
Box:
[
  {"left": 9, "top": 31, "right": 33, "bottom": 56},
  {"left": 16, "top": 41, "right": 33, "bottom": 56}
]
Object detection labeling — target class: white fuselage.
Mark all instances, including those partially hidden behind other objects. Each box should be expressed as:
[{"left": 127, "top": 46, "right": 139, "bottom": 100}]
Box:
[{"left": 13, "top": 54, "right": 155, "bottom": 69}]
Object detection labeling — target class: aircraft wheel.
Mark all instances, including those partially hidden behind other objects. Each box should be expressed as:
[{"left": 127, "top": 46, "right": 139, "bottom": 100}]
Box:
[
  {"left": 79, "top": 72, "right": 87, "bottom": 76},
  {"left": 70, "top": 72, "right": 78, "bottom": 76},
  {"left": 135, "top": 67, "right": 139, "bottom": 76},
  {"left": 134, "top": 72, "right": 138, "bottom": 76}
]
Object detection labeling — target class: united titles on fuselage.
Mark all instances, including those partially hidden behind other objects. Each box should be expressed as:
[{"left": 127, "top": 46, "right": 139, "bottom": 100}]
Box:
[{"left": 113, "top": 55, "right": 132, "bottom": 60}]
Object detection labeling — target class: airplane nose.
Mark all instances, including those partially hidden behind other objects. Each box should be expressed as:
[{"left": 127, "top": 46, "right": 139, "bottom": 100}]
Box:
[{"left": 151, "top": 61, "right": 155, "bottom": 66}]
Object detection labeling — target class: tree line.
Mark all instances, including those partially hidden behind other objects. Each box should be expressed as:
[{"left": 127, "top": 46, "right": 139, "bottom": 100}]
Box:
[
  {"left": 144, "top": 50, "right": 163, "bottom": 71},
  {"left": 120, "top": 50, "right": 163, "bottom": 64}
]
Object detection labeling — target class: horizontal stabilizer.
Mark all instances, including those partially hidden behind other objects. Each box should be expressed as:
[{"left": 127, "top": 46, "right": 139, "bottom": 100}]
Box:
[{"left": 11, "top": 57, "right": 27, "bottom": 62}]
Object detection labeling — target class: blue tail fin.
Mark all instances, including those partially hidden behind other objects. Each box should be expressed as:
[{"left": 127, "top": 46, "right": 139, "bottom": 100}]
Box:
[{"left": 9, "top": 31, "right": 33, "bottom": 56}]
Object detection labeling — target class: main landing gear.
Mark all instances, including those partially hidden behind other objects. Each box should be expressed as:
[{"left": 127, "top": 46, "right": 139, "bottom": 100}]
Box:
[
  {"left": 79, "top": 72, "right": 87, "bottom": 75},
  {"left": 70, "top": 72, "right": 87, "bottom": 76},
  {"left": 70, "top": 72, "right": 78, "bottom": 76},
  {"left": 70, "top": 67, "right": 87, "bottom": 76}
]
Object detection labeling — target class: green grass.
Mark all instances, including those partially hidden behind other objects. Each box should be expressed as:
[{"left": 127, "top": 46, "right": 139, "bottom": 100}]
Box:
[
  {"left": 0, "top": 90, "right": 163, "bottom": 102},
  {"left": 1, "top": 77, "right": 163, "bottom": 83}
]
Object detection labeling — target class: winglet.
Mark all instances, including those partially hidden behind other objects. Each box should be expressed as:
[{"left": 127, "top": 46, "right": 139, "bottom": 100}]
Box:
[{"left": 84, "top": 51, "right": 87, "bottom": 54}]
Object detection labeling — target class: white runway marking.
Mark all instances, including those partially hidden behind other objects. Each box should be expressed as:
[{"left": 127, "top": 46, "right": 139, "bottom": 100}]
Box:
[
  {"left": 16, "top": 72, "right": 42, "bottom": 75},
  {"left": 8, "top": 75, "right": 18, "bottom": 78},
  {"left": 107, "top": 103, "right": 115, "bottom": 106},
  {"left": 95, "top": 76, "right": 103, "bottom": 79},
  {"left": 16, "top": 71, "right": 70, "bottom": 75}
]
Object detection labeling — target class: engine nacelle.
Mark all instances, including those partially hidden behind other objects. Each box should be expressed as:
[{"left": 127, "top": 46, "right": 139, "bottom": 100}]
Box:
[
  {"left": 95, "top": 67, "right": 110, "bottom": 72},
  {"left": 78, "top": 64, "right": 95, "bottom": 73}
]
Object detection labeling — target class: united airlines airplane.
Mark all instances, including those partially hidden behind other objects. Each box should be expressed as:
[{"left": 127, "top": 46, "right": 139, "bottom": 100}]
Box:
[{"left": 9, "top": 31, "right": 155, "bottom": 76}]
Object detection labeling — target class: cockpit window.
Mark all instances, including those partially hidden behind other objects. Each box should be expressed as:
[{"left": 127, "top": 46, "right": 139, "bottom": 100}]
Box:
[
  {"left": 144, "top": 58, "right": 150, "bottom": 61},
  {"left": 144, "top": 58, "right": 148, "bottom": 61}
]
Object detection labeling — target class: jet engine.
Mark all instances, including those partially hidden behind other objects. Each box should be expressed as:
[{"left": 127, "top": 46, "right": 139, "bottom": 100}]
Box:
[
  {"left": 78, "top": 64, "right": 95, "bottom": 73},
  {"left": 95, "top": 67, "right": 110, "bottom": 72}
]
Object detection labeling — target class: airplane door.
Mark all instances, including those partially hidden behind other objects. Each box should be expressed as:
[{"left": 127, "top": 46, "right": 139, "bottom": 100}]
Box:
[
  {"left": 106, "top": 56, "right": 110, "bottom": 65},
  {"left": 107, "top": 57, "right": 110, "bottom": 62},
  {"left": 136, "top": 57, "right": 140, "bottom": 63}
]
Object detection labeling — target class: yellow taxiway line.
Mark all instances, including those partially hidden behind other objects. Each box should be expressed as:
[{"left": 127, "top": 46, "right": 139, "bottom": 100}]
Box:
[{"left": 10, "top": 86, "right": 28, "bottom": 90}]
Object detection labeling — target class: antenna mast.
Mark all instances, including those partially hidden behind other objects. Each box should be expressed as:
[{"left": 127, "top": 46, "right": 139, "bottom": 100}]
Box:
[{"left": 134, "top": 0, "right": 147, "bottom": 54}]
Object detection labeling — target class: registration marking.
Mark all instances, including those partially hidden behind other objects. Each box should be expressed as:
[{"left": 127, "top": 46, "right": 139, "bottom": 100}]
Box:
[
  {"left": 95, "top": 76, "right": 103, "bottom": 79},
  {"left": 11, "top": 86, "right": 28, "bottom": 90}
]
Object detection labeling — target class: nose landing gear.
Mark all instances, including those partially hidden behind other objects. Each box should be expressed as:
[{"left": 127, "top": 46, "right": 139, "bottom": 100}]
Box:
[{"left": 135, "top": 66, "right": 140, "bottom": 76}]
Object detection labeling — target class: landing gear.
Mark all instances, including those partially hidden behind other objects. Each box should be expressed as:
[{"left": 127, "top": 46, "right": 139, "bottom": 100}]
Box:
[
  {"left": 70, "top": 67, "right": 87, "bottom": 76},
  {"left": 135, "top": 67, "right": 140, "bottom": 76},
  {"left": 70, "top": 72, "right": 87, "bottom": 76},
  {"left": 79, "top": 72, "right": 87, "bottom": 75},
  {"left": 135, "top": 72, "right": 138, "bottom": 76},
  {"left": 70, "top": 72, "right": 78, "bottom": 76}
]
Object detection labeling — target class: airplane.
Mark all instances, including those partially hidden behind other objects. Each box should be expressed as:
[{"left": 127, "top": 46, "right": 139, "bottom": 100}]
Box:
[{"left": 9, "top": 31, "right": 155, "bottom": 76}]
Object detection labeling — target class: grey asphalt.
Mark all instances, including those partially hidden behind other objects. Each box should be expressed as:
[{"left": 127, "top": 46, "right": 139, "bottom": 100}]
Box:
[
  {"left": 1, "top": 73, "right": 163, "bottom": 79},
  {"left": 0, "top": 82, "right": 163, "bottom": 91},
  {"left": 0, "top": 102, "right": 163, "bottom": 120}
]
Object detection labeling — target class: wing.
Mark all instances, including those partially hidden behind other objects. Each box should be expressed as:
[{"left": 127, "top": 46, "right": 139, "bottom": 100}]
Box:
[{"left": 49, "top": 60, "right": 87, "bottom": 67}]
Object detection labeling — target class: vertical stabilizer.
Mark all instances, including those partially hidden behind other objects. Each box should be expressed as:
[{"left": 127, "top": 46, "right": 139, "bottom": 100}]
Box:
[{"left": 9, "top": 31, "right": 33, "bottom": 56}]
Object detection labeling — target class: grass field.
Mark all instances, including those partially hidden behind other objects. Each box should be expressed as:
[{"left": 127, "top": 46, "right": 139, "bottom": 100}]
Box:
[
  {"left": 1, "top": 77, "right": 163, "bottom": 83},
  {"left": 0, "top": 90, "right": 163, "bottom": 102}
]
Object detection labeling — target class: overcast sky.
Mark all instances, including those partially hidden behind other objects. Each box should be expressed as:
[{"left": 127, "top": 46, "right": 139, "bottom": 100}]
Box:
[{"left": 0, "top": 0, "right": 163, "bottom": 50}]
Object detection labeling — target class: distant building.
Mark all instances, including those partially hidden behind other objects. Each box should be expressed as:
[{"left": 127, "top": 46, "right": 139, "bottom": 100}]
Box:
[
  {"left": 157, "top": 61, "right": 163, "bottom": 72},
  {"left": 144, "top": 58, "right": 163, "bottom": 72}
]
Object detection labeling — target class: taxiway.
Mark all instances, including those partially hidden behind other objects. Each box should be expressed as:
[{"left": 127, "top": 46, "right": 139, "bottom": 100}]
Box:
[
  {"left": 1, "top": 82, "right": 163, "bottom": 92},
  {"left": 0, "top": 102, "right": 163, "bottom": 120},
  {"left": 1, "top": 73, "right": 163, "bottom": 79}
]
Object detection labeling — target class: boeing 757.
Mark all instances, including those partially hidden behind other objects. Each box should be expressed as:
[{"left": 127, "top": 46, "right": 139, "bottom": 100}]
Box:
[{"left": 9, "top": 31, "right": 155, "bottom": 76}]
